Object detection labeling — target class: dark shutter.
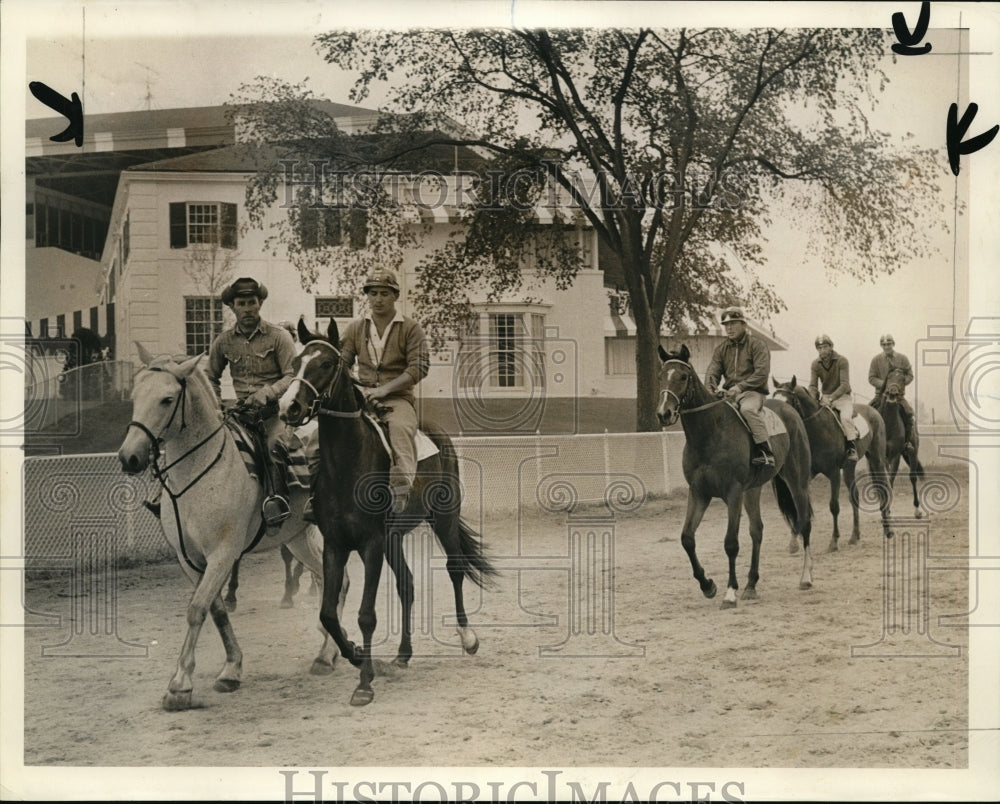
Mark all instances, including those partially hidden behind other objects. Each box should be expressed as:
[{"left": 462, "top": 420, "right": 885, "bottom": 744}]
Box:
[
  {"left": 169, "top": 202, "right": 187, "bottom": 248},
  {"left": 324, "top": 209, "right": 343, "bottom": 246},
  {"left": 299, "top": 207, "right": 320, "bottom": 249},
  {"left": 220, "top": 202, "right": 238, "bottom": 249},
  {"left": 348, "top": 209, "right": 368, "bottom": 249}
]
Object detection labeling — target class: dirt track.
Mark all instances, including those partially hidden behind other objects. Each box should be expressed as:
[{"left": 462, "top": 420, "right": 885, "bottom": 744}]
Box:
[{"left": 21, "top": 471, "right": 969, "bottom": 772}]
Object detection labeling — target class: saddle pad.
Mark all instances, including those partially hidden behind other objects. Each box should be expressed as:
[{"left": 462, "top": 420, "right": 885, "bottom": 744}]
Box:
[
  {"left": 852, "top": 414, "right": 870, "bottom": 441},
  {"left": 416, "top": 429, "right": 440, "bottom": 462},
  {"left": 761, "top": 406, "right": 787, "bottom": 438}
]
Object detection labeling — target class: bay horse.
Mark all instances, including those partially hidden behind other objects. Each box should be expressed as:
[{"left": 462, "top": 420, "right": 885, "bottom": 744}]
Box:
[
  {"left": 772, "top": 377, "right": 893, "bottom": 551},
  {"left": 278, "top": 318, "right": 497, "bottom": 706},
  {"left": 656, "top": 345, "right": 815, "bottom": 606},
  {"left": 117, "top": 349, "right": 347, "bottom": 710},
  {"left": 877, "top": 367, "right": 925, "bottom": 518}
]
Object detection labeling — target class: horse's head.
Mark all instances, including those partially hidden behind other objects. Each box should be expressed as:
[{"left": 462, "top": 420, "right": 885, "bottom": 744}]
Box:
[
  {"left": 118, "top": 352, "right": 205, "bottom": 474},
  {"left": 280, "top": 318, "right": 352, "bottom": 426},
  {"left": 884, "top": 367, "right": 907, "bottom": 403},
  {"left": 656, "top": 344, "right": 695, "bottom": 427},
  {"left": 771, "top": 375, "right": 812, "bottom": 415}
]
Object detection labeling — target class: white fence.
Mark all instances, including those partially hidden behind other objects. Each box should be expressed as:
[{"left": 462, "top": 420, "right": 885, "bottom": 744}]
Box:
[{"left": 21, "top": 427, "right": 964, "bottom": 566}]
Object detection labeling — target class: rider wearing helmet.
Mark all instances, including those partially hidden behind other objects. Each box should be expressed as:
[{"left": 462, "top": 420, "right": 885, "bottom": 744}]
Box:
[
  {"left": 869, "top": 334, "right": 915, "bottom": 451},
  {"left": 706, "top": 306, "right": 775, "bottom": 466},
  {"left": 808, "top": 334, "right": 859, "bottom": 461},
  {"left": 339, "top": 270, "right": 430, "bottom": 513}
]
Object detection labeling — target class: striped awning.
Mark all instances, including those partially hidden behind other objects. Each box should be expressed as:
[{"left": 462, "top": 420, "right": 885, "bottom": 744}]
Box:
[{"left": 604, "top": 312, "right": 637, "bottom": 337}]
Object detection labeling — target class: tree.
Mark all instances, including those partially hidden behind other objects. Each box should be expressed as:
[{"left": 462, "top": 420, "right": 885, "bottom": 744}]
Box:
[
  {"left": 181, "top": 240, "right": 239, "bottom": 352},
  {"left": 236, "top": 29, "right": 947, "bottom": 431}
]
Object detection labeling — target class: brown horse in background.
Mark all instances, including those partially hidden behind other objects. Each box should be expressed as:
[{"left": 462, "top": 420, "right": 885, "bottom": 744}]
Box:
[
  {"left": 772, "top": 377, "right": 893, "bottom": 552},
  {"left": 877, "top": 367, "right": 925, "bottom": 518}
]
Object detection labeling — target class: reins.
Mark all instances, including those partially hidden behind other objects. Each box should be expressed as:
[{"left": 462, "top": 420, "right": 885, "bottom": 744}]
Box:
[
  {"left": 127, "top": 365, "right": 263, "bottom": 574},
  {"left": 661, "top": 359, "right": 728, "bottom": 416}
]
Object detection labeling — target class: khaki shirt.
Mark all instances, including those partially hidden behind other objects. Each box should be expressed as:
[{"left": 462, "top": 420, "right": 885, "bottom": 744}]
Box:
[{"left": 207, "top": 319, "right": 296, "bottom": 403}]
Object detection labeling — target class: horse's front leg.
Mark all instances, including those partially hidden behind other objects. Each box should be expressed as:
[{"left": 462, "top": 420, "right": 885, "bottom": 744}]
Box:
[
  {"left": 679, "top": 491, "right": 715, "bottom": 599},
  {"left": 741, "top": 487, "right": 763, "bottom": 602},
  {"left": 164, "top": 554, "right": 235, "bottom": 711},
  {"left": 224, "top": 557, "right": 240, "bottom": 612},
  {"left": 209, "top": 593, "right": 243, "bottom": 693},
  {"left": 285, "top": 530, "right": 344, "bottom": 675},
  {"left": 280, "top": 543, "right": 301, "bottom": 609},
  {"left": 351, "top": 539, "right": 385, "bottom": 707},
  {"left": 721, "top": 490, "right": 744, "bottom": 609}
]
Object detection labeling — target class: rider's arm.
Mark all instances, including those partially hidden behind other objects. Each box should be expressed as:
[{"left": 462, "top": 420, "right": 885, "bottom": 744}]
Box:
[
  {"left": 743, "top": 338, "right": 771, "bottom": 393},
  {"left": 868, "top": 356, "right": 883, "bottom": 390},
  {"left": 831, "top": 355, "right": 852, "bottom": 401},
  {"left": 808, "top": 359, "right": 821, "bottom": 396},
  {"left": 901, "top": 356, "right": 914, "bottom": 386},
  {"left": 206, "top": 333, "right": 228, "bottom": 402},
  {"left": 705, "top": 347, "right": 724, "bottom": 395},
  {"left": 262, "top": 328, "right": 297, "bottom": 403}
]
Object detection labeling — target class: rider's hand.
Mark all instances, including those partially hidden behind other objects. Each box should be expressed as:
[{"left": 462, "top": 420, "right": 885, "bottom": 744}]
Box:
[
  {"left": 821, "top": 395, "right": 833, "bottom": 406},
  {"left": 724, "top": 386, "right": 740, "bottom": 400},
  {"left": 246, "top": 389, "right": 270, "bottom": 408}
]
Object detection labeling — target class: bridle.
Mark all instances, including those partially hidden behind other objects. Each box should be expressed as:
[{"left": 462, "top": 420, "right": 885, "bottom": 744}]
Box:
[
  {"left": 288, "top": 340, "right": 360, "bottom": 424},
  {"left": 773, "top": 386, "right": 826, "bottom": 422},
  {"left": 660, "top": 359, "right": 726, "bottom": 416}
]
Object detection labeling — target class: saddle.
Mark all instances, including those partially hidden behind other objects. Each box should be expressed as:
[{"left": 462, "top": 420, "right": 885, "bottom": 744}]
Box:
[
  {"left": 366, "top": 401, "right": 440, "bottom": 465},
  {"left": 820, "top": 406, "right": 870, "bottom": 441},
  {"left": 726, "top": 401, "right": 787, "bottom": 438}
]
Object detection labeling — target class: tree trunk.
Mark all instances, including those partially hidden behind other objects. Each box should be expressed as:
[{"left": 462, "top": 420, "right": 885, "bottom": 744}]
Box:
[{"left": 634, "top": 316, "right": 662, "bottom": 432}]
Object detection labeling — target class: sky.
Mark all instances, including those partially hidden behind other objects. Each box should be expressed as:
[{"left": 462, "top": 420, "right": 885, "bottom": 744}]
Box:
[{"left": 10, "top": 1, "right": 1000, "bottom": 421}]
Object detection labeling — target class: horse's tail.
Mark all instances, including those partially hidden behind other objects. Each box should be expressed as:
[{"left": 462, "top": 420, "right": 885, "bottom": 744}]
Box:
[
  {"left": 772, "top": 474, "right": 812, "bottom": 535},
  {"left": 456, "top": 518, "right": 500, "bottom": 589}
]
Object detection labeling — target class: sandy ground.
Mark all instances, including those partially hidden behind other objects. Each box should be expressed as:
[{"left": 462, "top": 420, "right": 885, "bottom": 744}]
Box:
[{"left": 20, "top": 472, "right": 969, "bottom": 774}]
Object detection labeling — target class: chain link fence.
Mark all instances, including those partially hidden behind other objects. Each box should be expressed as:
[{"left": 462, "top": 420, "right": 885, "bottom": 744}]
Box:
[{"left": 22, "top": 432, "right": 687, "bottom": 567}]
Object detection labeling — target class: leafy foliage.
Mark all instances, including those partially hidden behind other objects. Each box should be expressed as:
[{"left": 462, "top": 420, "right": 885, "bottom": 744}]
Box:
[{"left": 236, "top": 28, "right": 948, "bottom": 429}]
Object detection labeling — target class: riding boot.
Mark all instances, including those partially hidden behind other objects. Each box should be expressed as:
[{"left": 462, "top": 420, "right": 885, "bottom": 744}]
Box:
[
  {"left": 262, "top": 463, "right": 292, "bottom": 528},
  {"left": 389, "top": 463, "right": 410, "bottom": 515},
  {"left": 752, "top": 441, "right": 775, "bottom": 467},
  {"left": 845, "top": 440, "right": 859, "bottom": 462}
]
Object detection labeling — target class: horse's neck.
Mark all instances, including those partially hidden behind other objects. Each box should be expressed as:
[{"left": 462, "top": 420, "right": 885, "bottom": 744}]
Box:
[{"left": 162, "top": 387, "right": 227, "bottom": 472}]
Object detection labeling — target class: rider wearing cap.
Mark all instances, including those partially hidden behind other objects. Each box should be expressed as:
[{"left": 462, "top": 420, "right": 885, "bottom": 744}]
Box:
[
  {"left": 808, "top": 334, "right": 859, "bottom": 462},
  {"left": 869, "top": 333, "right": 915, "bottom": 451},
  {"left": 706, "top": 306, "right": 775, "bottom": 466},
  {"left": 144, "top": 277, "right": 296, "bottom": 526},
  {"left": 339, "top": 270, "right": 430, "bottom": 513},
  {"left": 208, "top": 277, "right": 297, "bottom": 527}
]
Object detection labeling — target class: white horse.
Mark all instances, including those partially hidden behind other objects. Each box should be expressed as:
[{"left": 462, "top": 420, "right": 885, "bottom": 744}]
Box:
[{"left": 117, "top": 347, "right": 346, "bottom": 710}]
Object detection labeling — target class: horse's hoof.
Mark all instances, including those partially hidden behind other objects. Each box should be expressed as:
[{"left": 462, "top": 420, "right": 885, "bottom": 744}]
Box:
[
  {"left": 799, "top": 581, "right": 813, "bottom": 590},
  {"left": 224, "top": 599, "right": 237, "bottom": 613},
  {"left": 213, "top": 678, "right": 241, "bottom": 693},
  {"left": 720, "top": 599, "right": 737, "bottom": 610},
  {"left": 702, "top": 579, "right": 717, "bottom": 599},
  {"left": 457, "top": 627, "right": 480, "bottom": 655},
  {"left": 885, "top": 531, "right": 894, "bottom": 540},
  {"left": 848, "top": 536, "right": 860, "bottom": 545},
  {"left": 310, "top": 658, "right": 336, "bottom": 676},
  {"left": 914, "top": 510, "right": 924, "bottom": 520},
  {"left": 826, "top": 542, "right": 838, "bottom": 554},
  {"left": 350, "top": 686, "right": 375, "bottom": 707},
  {"left": 788, "top": 541, "right": 799, "bottom": 555},
  {"left": 391, "top": 657, "right": 410, "bottom": 669},
  {"left": 741, "top": 588, "right": 757, "bottom": 601},
  {"left": 463, "top": 638, "right": 480, "bottom": 656},
  {"left": 280, "top": 598, "right": 294, "bottom": 609},
  {"left": 163, "top": 690, "right": 192, "bottom": 711}
]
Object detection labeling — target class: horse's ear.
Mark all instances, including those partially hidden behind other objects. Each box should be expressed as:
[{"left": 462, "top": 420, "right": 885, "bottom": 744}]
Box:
[
  {"left": 134, "top": 341, "right": 154, "bottom": 367},
  {"left": 298, "top": 316, "right": 315, "bottom": 345},
  {"left": 175, "top": 353, "right": 204, "bottom": 378},
  {"left": 680, "top": 343, "right": 690, "bottom": 363},
  {"left": 326, "top": 317, "right": 340, "bottom": 347},
  {"left": 657, "top": 344, "right": 668, "bottom": 363},
  {"left": 790, "top": 375, "right": 797, "bottom": 388}
]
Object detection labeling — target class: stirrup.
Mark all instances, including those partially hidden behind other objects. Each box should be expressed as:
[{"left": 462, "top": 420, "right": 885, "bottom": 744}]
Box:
[
  {"left": 752, "top": 450, "right": 774, "bottom": 467},
  {"left": 262, "top": 495, "right": 291, "bottom": 527},
  {"left": 845, "top": 442, "right": 859, "bottom": 461},
  {"left": 143, "top": 500, "right": 161, "bottom": 519}
]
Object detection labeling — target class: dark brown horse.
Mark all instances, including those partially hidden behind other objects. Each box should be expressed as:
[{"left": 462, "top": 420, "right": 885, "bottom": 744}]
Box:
[
  {"left": 278, "top": 318, "right": 497, "bottom": 706},
  {"left": 772, "top": 377, "right": 893, "bottom": 551},
  {"left": 877, "top": 367, "right": 925, "bottom": 518},
  {"left": 656, "top": 345, "right": 815, "bottom": 607}
]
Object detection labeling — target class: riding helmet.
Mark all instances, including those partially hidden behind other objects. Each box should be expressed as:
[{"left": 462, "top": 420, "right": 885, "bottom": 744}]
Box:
[
  {"left": 880, "top": 334, "right": 895, "bottom": 346},
  {"left": 815, "top": 334, "right": 833, "bottom": 348},
  {"left": 363, "top": 270, "right": 400, "bottom": 294},
  {"left": 720, "top": 306, "right": 745, "bottom": 324}
]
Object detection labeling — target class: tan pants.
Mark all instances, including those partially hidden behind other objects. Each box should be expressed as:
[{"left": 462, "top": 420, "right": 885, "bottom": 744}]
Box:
[
  {"left": 383, "top": 396, "right": 418, "bottom": 492},
  {"left": 735, "top": 390, "right": 769, "bottom": 445},
  {"left": 830, "top": 397, "right": 859, "bottom": 440}
]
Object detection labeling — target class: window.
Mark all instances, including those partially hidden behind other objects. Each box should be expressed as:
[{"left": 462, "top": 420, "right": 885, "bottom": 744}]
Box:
[
  {"left": 315, "top": 297, "right": 353, "bottom": 319},
  {"left": 605, "top": 336, "right": 636, "bottom": 376},
  {"left": 184, "top": 296, "right": 224, "bottom": 356},
  {"left": 122, "top": 212, "right": 130, "bottom": 264},
  {"left": 169, "top": 202, "right": 238, "bottom": 249},
  {"left": 297, "top": 207, "right": 367, "bottom": 250},
  {"left": 458, "top": 310, "right": 545, "bottom": 390}
]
